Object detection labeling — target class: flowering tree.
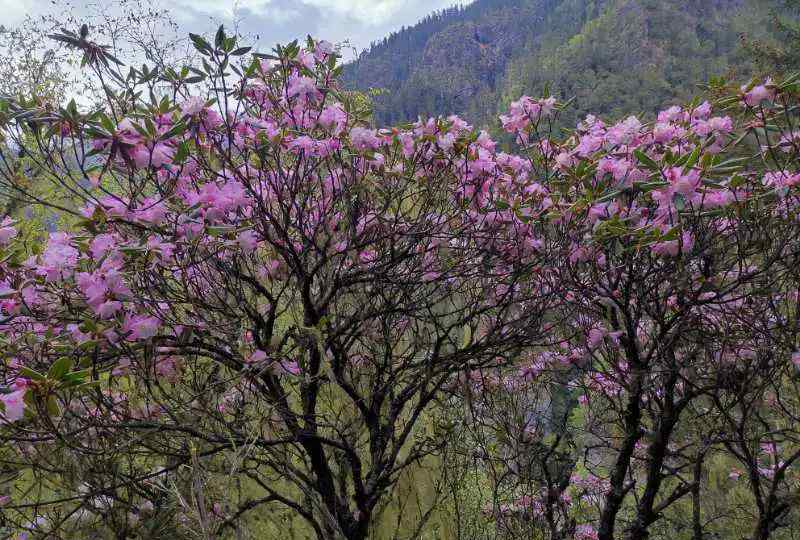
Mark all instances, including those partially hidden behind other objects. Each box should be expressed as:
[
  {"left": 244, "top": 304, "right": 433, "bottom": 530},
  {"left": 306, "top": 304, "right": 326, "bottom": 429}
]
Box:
[
  {"left": 2, "top": 21, "right": 800, "bottom": 540},
  {"left": 448, "top": 77, "right": 800, "bottom": 540},
  {"left": 0, "top": 28, "right": 556, "bottom": 539}
]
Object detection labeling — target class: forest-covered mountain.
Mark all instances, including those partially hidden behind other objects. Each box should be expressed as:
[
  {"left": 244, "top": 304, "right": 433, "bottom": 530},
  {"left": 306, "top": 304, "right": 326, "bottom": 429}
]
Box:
[{"left": 342, "top": 0, "right": 786, "bottom": 128}]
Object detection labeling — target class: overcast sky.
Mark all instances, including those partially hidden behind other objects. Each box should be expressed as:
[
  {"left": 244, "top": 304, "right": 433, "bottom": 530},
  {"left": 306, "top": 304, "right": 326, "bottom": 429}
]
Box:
[{"left": 0, "top": 0, "right": 465, "bottom": 56}]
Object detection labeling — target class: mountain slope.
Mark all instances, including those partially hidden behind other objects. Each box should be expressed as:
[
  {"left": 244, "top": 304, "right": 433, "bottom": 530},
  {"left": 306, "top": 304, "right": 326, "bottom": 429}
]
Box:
[{"left": 342, "top": 0, "right": 780, "bottom": 128}]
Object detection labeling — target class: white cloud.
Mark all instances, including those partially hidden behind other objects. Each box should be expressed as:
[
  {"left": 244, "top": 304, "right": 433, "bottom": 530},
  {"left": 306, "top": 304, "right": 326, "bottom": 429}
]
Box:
[
  {"left": 0, "top": 0, "right": 37, "bottom": 26},
  {"left": 1, "top": 0, "right": 473, "bottom": 55}
]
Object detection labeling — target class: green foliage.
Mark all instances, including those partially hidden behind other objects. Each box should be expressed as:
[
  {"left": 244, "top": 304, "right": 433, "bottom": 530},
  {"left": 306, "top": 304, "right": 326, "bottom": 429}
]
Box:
[{"left": 343, "top": 0, "right": 784, "bottom": 129}]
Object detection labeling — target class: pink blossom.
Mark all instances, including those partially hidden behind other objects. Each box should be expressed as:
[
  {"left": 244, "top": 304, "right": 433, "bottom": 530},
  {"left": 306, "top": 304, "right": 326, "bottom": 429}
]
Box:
[
  {"left": 319, "top": 105, "right": 347, "bottom": 135},
  {"left": 743, "top": 80, "right": 775, "bottom": 107},
  {"left": 125, "top": 315, "right": 161, "bottom": 341},
  {"left": 651, "top": 232, "right": 694, "bottom": 257},
  {"left": 575, "top": 524, "right": 599, "bottom": 540},
  {"left": 499, "top": 96, "right": 555, "bottom": 133},
  {"left": 39, "top": 232, "right": 79, "bottom": 282},
  {"left": 115, "top": 118, "right": 142, "bottom": 145},
  {"left": 1, "top": 389, "right": 25, "bottom": 423},
  {"left": 181, "top": 96, "right": 206, "bottom": 116},
  {"left": 131, "top": 143, "right": 172, "bottom": 169},
  {"left": 588, "top": 327, "right": 607, "bottom": 349},
  {"left": 763, "top": 170, "right": 800, "bottom": 190},
  {"left": 279, "top": 360, "right": 301, "bottom": 376},
  {"left": 248, "top": 350, "right": 268, "bottom": 363},
  {"left": 350, "top": 127, "right": 381, "bottom": 151},
  {"left": 658, "top": 105, "right": 685, "bottom": 123},
  {"left": 237, "top": 230, "right": 259, "bottom": 253},
  {"left": 90, "top": 234, "right": 117, "bottom": 259},
  {"left": 202, "top": 108, "right": 224, "bottom": 130},
  {"left": 287, "top": 75, "right": 320, "bottom": 100},
  {"left": 605, "top": 116, "right": 642, "bottom": 145},
  {"left": 314, "top": 40, "right": 335, "bottom": 61},
  {"left": 691, "top": 101, "right": 712, "bottom": 120},
  {"left": 147, "top": 236, "right": 175, "bottom": 261},
  {"left": 97, "top": 300, "right": 123, "bottom": 319}
]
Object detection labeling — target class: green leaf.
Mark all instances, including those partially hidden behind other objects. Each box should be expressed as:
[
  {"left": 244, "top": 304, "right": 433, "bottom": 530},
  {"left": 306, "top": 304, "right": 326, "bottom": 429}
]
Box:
[
  {"left": 161, "top": 122, "right": 187, "bottom": 141},
  {"left": 98, "top": 113, "right": 116, "bottom": 133},
  {"left": 729, "top": 175, "right": 746, "bottom": 188},
  {"left": 634, "top": 149, "right": 660, "bottom": 172},
  {"left": 189, "top": 33, "right": 211, "bottom": 55},
  {"left": 19, "top": 367, "right": 45, "bottom": 381},
  {"left": 596, "top": 188, "right": 623, "bottom": 204},
  {"left": 144, "top": 116, "right": 156, "bottom": 137},
  {"left": 48, "top": 357, "right": 73, "bottom": 380},
  {"left": 223, "top": 36, "right": 237, "bottom": 53},
  {"left": 681, "top": 146, "right": 702, "bottom": 174},
  {"left": 46, "top": 395, "right": 60, "bottom": 416},
  {"left": 173, "top": 141, "right": 190, "bottom": 165}
]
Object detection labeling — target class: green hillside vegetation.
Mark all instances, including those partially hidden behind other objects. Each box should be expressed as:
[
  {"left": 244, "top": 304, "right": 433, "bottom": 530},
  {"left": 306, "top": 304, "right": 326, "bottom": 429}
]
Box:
[{"left": 343, "top": 0, "right": 788, "bottom": 129}]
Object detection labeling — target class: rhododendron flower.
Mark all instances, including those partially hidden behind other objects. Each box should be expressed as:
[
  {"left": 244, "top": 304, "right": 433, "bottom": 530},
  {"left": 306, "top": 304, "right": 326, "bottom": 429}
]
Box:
[
  {"left": 287, "top": 75, "right": 320, "bottom": 100},
  {"left": 575, "top": 524, "right": 599, "bottom": 540},
  {"left": 237, "top": 230, "right": 259, "bottom": 253},
  {"left": 692, "top": 116, "right": 733, "bottom": 137},
  {"left": 778, "top": 131, "right": 800, "bottom": 152},
  {"left": 124, "top": 315, "right": 161, "bottom": 341},
  {"left": 652, "top": 122, "right": 677, "bottom": 144},
  {"left": 666, "top": 167, "right": 701, "bottom": 196},
  {"left": 146, "top": 236, "right": 175, "bottom": 261},
  {"left": 67, "top": 323, "right": 92, "bottom": 344},
  {"left": 743, "top": 79, "right": 775, "bottom": 107},
  {"left": 1, "top": 388, "right": 26, "bottom": 423},
  {"left": 131, "top": 142, "right": 173, "bottom": 169},
  {"left": 349, "top": 127, "right": 381, "bottom": 151},
  {"left": 605, "top": 116, "right": 642, "bottom": 145},
  {"left": 278, "top": 360, "right": 301, "bottom": 376},
  {"left": 181, "top": 96, "right": 206, "bottom": 116},
  {"left": 248, "top": 350, "right": 268, "bottom": 363},
  {"left": 95, "top": 299, "right": 122, "bottom": 319},
  {"left": 202, "top": 108, "right": 224, "bottom": 130},
  {"left": 691, "top": 101, "right": 712, "bottom": 120},
  {"left": 575, "top": 134, "right": 603, "bottom": 157},
  {"left": 658, "top": 105, "right": 685, "bottom": 123},
  {"left": 114, "top": 118, "right": 142, "bottom": 146},
  {"left": 90, "top": 234, "right": 117, "bottom": 259},
  {"left": 763, "top": 170, "right": 800, "bottom": 191},
  {"left": 588, "top": 327, "right": 607, "bottom": 349},
  {"left": 155, "top": 356, "right": 182, "bottom": 380},
  {"left": 319, "top": 105, "right": 347, "bottom": 134},
  {"left": 499, "top": 96, "right": 556, "bottom": 133},
  {"left": 314, "top": 40, "right": 334, "bottom": 61},
  {"left": 708, "top": 116, "right": 733, "bottom": 133},
  {"left": 39, "top": 232, "right": 79, "bottom": 282},
  {"left": 651, "top": 232, "right": 694, "bottom": 257},
  {"left": 703, "top": 190, "right": 735, "bottom": 208}
]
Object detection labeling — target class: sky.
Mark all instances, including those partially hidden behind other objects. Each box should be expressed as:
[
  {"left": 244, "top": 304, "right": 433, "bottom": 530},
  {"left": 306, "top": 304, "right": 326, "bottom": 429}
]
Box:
[{"left": 0, "top": 0, "right": 465, "bottom": 57}]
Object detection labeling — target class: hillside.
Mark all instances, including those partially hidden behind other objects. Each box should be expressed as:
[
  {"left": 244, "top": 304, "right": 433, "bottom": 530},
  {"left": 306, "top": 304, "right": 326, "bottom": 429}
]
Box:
[{"left": 342, "top": 0, "right": 782, "bottom": 128}]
